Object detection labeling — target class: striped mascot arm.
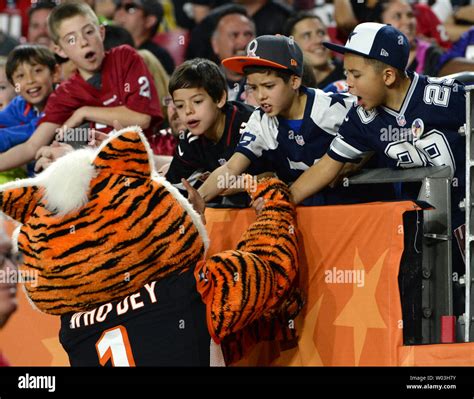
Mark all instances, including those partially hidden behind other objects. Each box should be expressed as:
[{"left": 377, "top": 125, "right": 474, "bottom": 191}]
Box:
[{"left": 195, "top": 176, "right": 303, "bottom": 363}]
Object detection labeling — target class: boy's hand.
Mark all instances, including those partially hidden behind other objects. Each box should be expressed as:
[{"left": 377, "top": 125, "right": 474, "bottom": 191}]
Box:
[
  {"left": 251, "top": 197, "right": 266, "bottom": 216},
  {"left": 63, "top": 107, "right": 87, "bottom": 130},
  {"left": 87, "top": 129, "right": 108, "bottom": 147},
  {"left": 182, "top": 178, "right": 206, "bottom": 225},
  {"left": 34, "top": 141, "right": 74, "bottom": 172}
]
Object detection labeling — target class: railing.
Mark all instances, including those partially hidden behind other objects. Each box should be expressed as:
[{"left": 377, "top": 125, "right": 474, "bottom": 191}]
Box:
[
  {"left": 349, "top": 166, "right": 452, "bottom": 343},
  {"left": 464, "top": 84, "right": 474, "bottom": 342}
]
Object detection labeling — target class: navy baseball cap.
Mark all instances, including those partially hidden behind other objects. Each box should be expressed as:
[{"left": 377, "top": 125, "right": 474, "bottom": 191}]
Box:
[
  {"left": 323, "top": 22, "right": 410, "bottom": 71},
  {"left": 222, "top": 35, "right": 303, "bottom": 76}
]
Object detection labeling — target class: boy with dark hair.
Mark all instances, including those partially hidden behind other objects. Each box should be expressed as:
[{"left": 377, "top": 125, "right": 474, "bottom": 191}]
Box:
[
  {"left": 0, "top": 44, "right": 59, "bottom": 181},
  {"left": 166, "top": 58, "right": 265, "bottom": 206},
  {"left": 291, "top": 23, "right": 467, "bottom": 298},
  {"left": 0, "top": 1, "right": 163, "bottom": 172},
  {"left": 196, "top": 35, "right": 359, "bottom": 206}
]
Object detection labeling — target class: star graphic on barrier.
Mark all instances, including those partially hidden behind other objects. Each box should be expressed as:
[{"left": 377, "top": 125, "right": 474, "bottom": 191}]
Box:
[
  {"left": 297, "top": 294, "right": 324, "bottom": 365},
  {"left": 399, "top": 346, "right": 415, "bottom": 366},
  {"left": 329, "top": 93, "right": 348, "bottom": 108},
  {"left": 333, "top": 248, "right": 388, "bottom": 365}
]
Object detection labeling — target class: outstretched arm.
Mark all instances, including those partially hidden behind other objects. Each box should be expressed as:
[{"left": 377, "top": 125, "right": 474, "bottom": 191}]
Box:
[
  {"left": 197, "top": 152, "right": 251, "bottom": 203},
  {"left": 290, "top": 154, "right": 344, "bottom": 204},
  {"left": 0, "top": 122, "right": 59, "bottom": 172},
  {"left": 63, "top": 106, "right": 152, "bottom": 130}
]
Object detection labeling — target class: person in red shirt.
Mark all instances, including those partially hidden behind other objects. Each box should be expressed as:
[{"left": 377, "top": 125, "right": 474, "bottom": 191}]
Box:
[{"left": 0, "top": 1, "right": 163, "bottom": 172}]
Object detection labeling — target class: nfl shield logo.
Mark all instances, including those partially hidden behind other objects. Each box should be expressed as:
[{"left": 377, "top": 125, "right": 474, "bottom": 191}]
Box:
[
  {"left": 396, "top": 115, "right": 406, "bottom": 127},
  {"left": 295, "top": 135, "right": 305, "bottom": 146}
]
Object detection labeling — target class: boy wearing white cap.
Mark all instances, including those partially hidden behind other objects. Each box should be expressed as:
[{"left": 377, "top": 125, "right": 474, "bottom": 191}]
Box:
[{"left": 292, "top": 23, "right": 467, "bottom": 300}]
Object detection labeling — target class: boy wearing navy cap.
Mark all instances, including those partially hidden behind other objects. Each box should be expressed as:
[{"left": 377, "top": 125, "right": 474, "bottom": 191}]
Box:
[
  {"left": 196, "top": 34, "right": 358, "bottom": 206},
  {"left": 292, "top": 22, "right": 467, "bottom": 295}
]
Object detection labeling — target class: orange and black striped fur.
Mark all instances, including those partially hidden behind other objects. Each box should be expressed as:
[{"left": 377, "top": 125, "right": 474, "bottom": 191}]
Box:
[
  {"left": 0, "top": 128, "right": 208, "bottom": 315},
  {"left": 0, "top": 128, "right": 301, "bottom": 365},
  {"left": 195, "top": 176, "right": 303, "bottom": 362}
]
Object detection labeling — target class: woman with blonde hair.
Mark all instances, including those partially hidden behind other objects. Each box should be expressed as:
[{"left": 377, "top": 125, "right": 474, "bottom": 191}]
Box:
[{"left": 138, "top": 49, "right": 177, "bottom": 156}]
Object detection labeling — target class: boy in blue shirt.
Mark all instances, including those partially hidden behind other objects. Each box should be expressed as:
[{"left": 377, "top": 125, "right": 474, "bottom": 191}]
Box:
[{"left": 0, "top": 44, "right": 59, "bottom": 180}]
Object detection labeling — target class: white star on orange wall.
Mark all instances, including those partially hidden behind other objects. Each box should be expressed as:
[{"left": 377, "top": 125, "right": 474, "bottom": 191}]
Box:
[
  {"left": 333, "top": 249, "right": 388, "bottom": 365},
  {"left": 297, "top": 294, "right": 324, "bottom": 365}
]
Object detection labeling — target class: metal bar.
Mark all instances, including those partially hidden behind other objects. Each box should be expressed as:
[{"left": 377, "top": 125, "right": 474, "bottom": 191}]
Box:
[{"left": 466, "top": 88, "right": 473, "bottom": 341}]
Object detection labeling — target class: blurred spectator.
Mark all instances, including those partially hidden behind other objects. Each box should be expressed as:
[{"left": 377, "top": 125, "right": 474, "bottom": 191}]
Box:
[
  {"left": 412, "top": 2, "right": 451, "bottom": 49},
  {"left": 333, "top": 0, "right": 377, "bottom": 35},
  {"left": 103, "top": 24, "right": 135, "bottom": 50},
  {"left": 138, "top": 48, "right": 177, "bottom": 155},
  {"left": 211, "top": 8, "right": 255, "bottom": 101},
  {"left": 27, "top": 1, "right": 56, "bottom": 47},
  {"left": 0, "top": 30, "right": 19, "bottom": 57},
  {"left": 445, "top": 0, "right": 474, "bottom": 42},
  {"left": 114, "top": 0, "right": 176, "bottom": 74},
  {"left": 372, "top": 0, "right": 473, "bottom": 76},
  {"left": 163, "top": 94, "right": 186, "bottom": 137},
  {"left": 301, "top": 58, "right": 317, "bottom": 87},
  {"left": 0, "top": 225, "right": 19, "bottom": 366},
  {"left": 187, "top": 0, "right": 228, "bottom": 23},
  {"left": 285, "top": 12, "right": 345, "bottom": 89},
  {"left": 0, "top": 57, "right": 15, "bottom": 111},
  {"left": 334, "top": 0, "right": 451, "bottom": 48},
  {"left": 234, "top": 0, "right": 294, "bottom": 36},
  {"left": 185, "top": 4, "right": 248, "bottom": 62},
  {"left": 438, "top": 26, "right": 474, "bottom": 76},
  {"left": 94, "top": 0, "right": 117, "bottom": 20},
  {"left": 0, "top": 227, "right": 18, "bottom": 332},
  {"left": 372, "top": 0, "right": 443, "bottom": 75}
]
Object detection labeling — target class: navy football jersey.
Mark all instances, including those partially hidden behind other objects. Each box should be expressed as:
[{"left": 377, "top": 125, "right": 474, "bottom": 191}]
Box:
[
  {"left": 328, "top": 73, "right": 466, "bottom": 207},
  {"left": 59, "top": 268, "right": 211, "bottom": 366},
  {"left": 236, "top": 86, "right": 355, "bottom": 184},
  {"left": 235, "top": 86, "right": 391, "bottom": 205}
]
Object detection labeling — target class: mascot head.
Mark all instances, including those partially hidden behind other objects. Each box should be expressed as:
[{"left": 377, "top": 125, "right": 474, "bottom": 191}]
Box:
[{"left": 0, "top": 127, "right": 209, "bottom": 315}]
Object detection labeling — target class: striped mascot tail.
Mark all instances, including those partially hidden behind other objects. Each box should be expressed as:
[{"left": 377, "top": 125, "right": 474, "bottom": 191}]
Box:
[{"left": 195, "top": 176, "right": 304, "bottom": 364}]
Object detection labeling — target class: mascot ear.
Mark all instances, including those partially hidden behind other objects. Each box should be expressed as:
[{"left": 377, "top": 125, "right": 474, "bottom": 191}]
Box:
[
  {"left": 93, "top": 127, "right": 154, "bottom": 178},
  {"left": 0, "top": 185, "right": 41, "bottom": 224}
]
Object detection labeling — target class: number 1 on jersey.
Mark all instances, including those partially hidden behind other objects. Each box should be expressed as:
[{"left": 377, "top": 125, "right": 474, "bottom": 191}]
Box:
[{"left": 95, "top": 325, "right": 136, "bottom": 366}]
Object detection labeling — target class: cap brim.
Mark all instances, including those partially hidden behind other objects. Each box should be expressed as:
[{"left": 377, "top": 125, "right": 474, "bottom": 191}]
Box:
[
  {"left": 222, "top": 56, "right": 289, "bottom": 74},
  {"left": 323, "top": 41, "right": 370, "bottom": 59}
]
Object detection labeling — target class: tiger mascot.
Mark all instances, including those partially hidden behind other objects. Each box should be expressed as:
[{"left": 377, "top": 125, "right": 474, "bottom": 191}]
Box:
[{"left": 0, "top": 128, "right": 302, "bottom": 366}]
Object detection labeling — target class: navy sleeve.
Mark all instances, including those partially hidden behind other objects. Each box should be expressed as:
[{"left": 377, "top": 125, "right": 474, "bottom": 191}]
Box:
[{"left": 327, "top": 107, "right": 373, "bottom": 163}]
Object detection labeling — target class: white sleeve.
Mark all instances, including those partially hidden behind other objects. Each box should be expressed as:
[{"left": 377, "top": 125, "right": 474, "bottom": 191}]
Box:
[{"left": 236, "top": 110, "right": 279, "bottom": 160}]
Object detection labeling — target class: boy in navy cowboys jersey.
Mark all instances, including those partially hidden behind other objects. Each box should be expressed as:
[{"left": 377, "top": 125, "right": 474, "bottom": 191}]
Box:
[
  {"left": 166, "top": 58, "right": 266, "bottom": 207},
  {"left": 291, "top": 23, "right": 467, "bottom": 288},
  {"left": 195, "top": 35, "right": 372, "bottom": 206}
]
